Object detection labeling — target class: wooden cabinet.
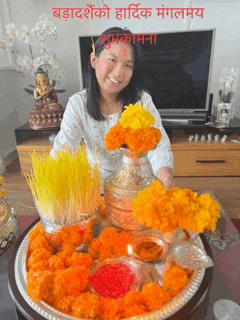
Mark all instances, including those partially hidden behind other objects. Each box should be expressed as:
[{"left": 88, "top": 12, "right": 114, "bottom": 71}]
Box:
[
  {"left": 172, "top": 139, "right": 240, "bottom": 176},
  {"left": 16, "top": 128, "right": 240, "bottom": 177},
  {"left": 17, "top": 138, "right": 53, "bottom": 174}
]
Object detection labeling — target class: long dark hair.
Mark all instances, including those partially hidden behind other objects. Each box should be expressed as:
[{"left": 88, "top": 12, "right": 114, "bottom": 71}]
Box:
[{"left": 86, "top": 27, "right": 144, "bottom": 121}]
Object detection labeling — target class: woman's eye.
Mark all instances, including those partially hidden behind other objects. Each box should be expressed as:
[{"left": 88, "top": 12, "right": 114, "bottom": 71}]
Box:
[
  {"left": 125, "top": 64, "right": 133, "bottom": 69},
  {"left": 108, "top": 58, "right": 115, "bottom": 62}
]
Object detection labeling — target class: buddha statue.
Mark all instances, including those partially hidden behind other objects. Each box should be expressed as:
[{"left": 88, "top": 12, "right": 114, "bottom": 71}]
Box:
[{"left": 29, "top": 67, "right": 64, "bottom": 130}]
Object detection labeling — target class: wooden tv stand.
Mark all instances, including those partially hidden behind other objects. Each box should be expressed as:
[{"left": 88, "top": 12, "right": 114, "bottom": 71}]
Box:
[{"left": 15, "top": 123, "right": 240, "bottom": 176}]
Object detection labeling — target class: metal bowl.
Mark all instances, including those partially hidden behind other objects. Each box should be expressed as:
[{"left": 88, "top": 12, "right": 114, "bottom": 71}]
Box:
[
  {"left": 88, "top": 256, "right": 143, "bottom": 298},
  {"left": 132, "top": 233, "right": 169, "bottom": 262}
]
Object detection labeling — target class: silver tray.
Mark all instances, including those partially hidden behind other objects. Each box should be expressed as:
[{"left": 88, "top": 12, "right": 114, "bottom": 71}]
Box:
[{"left": 14, "top": 224, "right": 205, "bottom": 320}]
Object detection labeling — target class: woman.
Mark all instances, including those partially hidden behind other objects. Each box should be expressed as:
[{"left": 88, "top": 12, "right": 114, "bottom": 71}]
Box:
[{"left": 50, "top": 27, "right": 175, "bottom": 189}]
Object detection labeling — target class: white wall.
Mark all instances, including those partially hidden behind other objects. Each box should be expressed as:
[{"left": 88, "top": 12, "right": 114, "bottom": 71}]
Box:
[{"left": 0, "top": 0, "right": 240, "bottom": 169}]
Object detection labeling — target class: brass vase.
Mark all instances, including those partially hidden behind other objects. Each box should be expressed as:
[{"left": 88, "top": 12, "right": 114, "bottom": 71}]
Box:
[{"left": 104, "top": 148, "right": 160, "bottom": 233}]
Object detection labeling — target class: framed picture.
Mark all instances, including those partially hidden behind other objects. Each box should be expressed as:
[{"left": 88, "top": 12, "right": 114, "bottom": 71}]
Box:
[{"left": 216, "top": 103, "right": 231, "bottom": 124}]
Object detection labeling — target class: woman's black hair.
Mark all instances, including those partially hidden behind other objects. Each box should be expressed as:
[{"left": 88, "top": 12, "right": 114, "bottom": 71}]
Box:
[{"left": 86, "top": 27, "right": 144, "bottom": 121}]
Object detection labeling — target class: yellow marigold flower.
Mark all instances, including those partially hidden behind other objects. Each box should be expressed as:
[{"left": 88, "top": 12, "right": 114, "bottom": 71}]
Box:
[
  {"left": 0, "top": 175, "right": 4, "bottom": 186},
  {"left": 120, "top": 103, "right": 155, "bottom": 129},
  {"left": 0, "top": 189, "right": 8, "bottom": 198}
]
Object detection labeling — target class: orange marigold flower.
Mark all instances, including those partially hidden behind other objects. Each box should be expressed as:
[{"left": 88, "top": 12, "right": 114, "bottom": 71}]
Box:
[
  {"left": 98, "top": 298, "right": 124, "bottom": 320},
  {"left": 49, "top": 255, "right": 65, "bottom": 272},
  {"left": 53, "top": 265, "right": 90, "bottom": 298},
  {"left": 61, "top": 225, "right": 83, "bottom": 247},
  {"left": 163, "top": 265, "right": 189, "bottom": 297},
  {"left": 126, "top": 127, "right": 162, "bottom": 152},
  {"left": 105, "top": 124, "right": 126, "bottom": 151},
  {"left": 123, "top": 291, "right": 146, "bottom": 306},
  {"left": 99, "top": 244, "right": 113, "bottom": 260},
  {"left": 53, "top": 295, "right": 75, "bottom": 315},
  {"left": 72, "top": 292, "right": 100, "bottom": 319},
  {"left": 27, "top": 248, "right": 52, "bottom": 271},
  {"left": 28, "top": 234, "right": 53, "bottom": 254},
  {"left": 142, "top": 282, "right": 170, "bottom": 311},
  {"left": 28, "top": 222, "right": 45, "bottom": 242},
  {"left": 57, "top": 243, "right": 76, "bottom": 264},
  {"left": 123, "top": 304, "right": 149, "bottom": 318},
  {"left": 67, "top": 252, "right": 93, "bottom": 268},
  {"left": 89, "top": 238, "right": 101, "bottom": 260},
  {"left": 27, "top": 269, "right": 55, "bottom": 303}
]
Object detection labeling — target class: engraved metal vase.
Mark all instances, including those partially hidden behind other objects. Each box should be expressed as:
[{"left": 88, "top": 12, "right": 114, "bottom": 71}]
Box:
[
  {"left": 104, "top": 148, "right": 159, "bottom": 233},
  {"left": 0, "top": 196, "right": 19, "bottom": 255}
]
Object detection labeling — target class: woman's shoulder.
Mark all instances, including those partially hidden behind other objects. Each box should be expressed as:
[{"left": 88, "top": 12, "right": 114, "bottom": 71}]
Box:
[
  {"left": 139, "top": 90, "right": 153, "bottom": 104},
  {"left": 70, "top": 89, "right": 87, "bottom": 103}
]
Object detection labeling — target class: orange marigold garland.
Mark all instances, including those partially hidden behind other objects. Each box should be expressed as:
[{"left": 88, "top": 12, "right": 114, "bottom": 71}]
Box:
[{"left": 72, "top": 292, "right": 100, "bottom": 319}]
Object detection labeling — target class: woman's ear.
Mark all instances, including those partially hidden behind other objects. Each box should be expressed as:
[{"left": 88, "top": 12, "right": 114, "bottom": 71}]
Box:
[{"left": 90, "top": 52, "right": 97, "bottom": 69}]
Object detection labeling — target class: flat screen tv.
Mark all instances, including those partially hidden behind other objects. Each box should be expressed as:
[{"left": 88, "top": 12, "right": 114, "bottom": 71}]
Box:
[{"left": 78, "top": 29, "right": 215, "bottom": 120}]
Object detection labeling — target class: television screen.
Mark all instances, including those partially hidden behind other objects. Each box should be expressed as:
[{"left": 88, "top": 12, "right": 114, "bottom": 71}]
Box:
[{"left": 78, "top": 29, "right": 214, "bottom": 114}]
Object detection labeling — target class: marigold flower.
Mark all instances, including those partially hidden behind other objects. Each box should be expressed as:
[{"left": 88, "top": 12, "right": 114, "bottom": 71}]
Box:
[
  {"left": 60, "top": 225, "right": 83, "bottom": 247},
  {"left": 27, "top": 248, "right": 52, "bottom": 271},
  {"left": 105, "top": 124, "right": 126, "bottom": 151},
  {"left": 66, "top": 252, "right": 93, "bottom": 268},
  {"left": 53, "top": 265, "right": 90, "bottom": 298},
  {"left": 28, "top": 269, "right": 55, "bottom": 303},
  {"left": 142, "top": 282, "right": 169, "bottom": 311},
  {"left": 49, "top": 255, "right": 65, "bottom": 272},
  {"left": 72, "top": 292, "right": 100, "bottom": 319},
  {"left": 98, "top": 298, "right": 124, "bottom": 320},
  {"left": 133, "top": 181, "right": 221, "bottom": 234},
  {"left": 28, "top": 234, "right": 53, "bottom": 254},
  {"left": 53, "top": 295, "right": 75, "bottom": 315},
  {"left": 126, "top": 127, "right": 162, "bottom": 152},
  {"left": 120, "top": 103, "right": 155, "bottom": 129},
  {"left": 28, "top": 222, "right": 45, "bottom": 243},
  {"left": 123, "top": 304, "right": 149, "bottom": 318},
  {"left": 163, "top": 265, "right": 189, "bottom": 297}
]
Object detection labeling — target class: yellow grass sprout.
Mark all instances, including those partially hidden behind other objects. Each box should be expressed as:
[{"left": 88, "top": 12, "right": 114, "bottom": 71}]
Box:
[{"left": 25, "top": 147, "right": 101, "bottom": 225}]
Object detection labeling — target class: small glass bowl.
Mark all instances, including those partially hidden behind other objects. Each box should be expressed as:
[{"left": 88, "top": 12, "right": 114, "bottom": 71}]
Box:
[
  {"left": 88, "top": 256, "right": 143, "bottom": 298},
  {"left": 132, "top": 233, "right": 169, "bottom": 262}
]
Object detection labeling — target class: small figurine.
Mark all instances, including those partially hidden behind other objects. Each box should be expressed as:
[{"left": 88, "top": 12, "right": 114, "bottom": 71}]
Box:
[
  {"left": 28, "top": 67, "right": 64, "bottom": 130},
  {"left": 33, "top": 67, "right": 61, "bottom": 110},
  {"left": 207, "top": 133, "right": 212, "bottom": 141},
  {"left": 188, "top": 135, "right": 194, "bottom": 141},
  {"left": 201, "top": 135, "right": 206, "bottom": 141},
  {"left": 221, "top": 135, "right": 228, "bottom": 143},
  {"left": 194, "top": 134, "right": 199, "bottom": 142},
  {"left": 214, "top": 134, "right": 219, "bottom": 142}
]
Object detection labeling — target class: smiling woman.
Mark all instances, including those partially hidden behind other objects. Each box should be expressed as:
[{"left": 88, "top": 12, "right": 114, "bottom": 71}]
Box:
[{"left": 50, "top": 27, "right": 175, "bottom": 189}]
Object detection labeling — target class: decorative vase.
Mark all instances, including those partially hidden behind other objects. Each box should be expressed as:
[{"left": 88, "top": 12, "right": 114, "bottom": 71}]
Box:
[
  {"left": 104, "top": 148, "right": 160, "bottom": 234},
  {"left": 0, "top": 196, "right": 19, "bottom": 256}
]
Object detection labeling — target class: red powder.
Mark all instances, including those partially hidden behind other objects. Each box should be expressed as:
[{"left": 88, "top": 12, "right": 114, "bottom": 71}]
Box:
[{"left": 88, "top": 263, "right": 137, "bottom": 299}]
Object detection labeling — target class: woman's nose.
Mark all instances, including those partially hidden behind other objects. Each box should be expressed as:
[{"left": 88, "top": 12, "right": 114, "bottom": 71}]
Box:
[{"left": 112, "top": 63, "right": 123, "bottom": 78}]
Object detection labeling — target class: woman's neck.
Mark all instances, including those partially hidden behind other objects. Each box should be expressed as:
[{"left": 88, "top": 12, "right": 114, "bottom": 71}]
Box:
[{"left": 99, "top": 93, "right": 122, "bottom": 115}]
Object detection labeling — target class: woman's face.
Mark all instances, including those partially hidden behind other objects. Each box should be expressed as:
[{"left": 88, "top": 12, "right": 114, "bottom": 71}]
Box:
[{"left": 91, "top": 41, "right": 134, "bottom": 99}]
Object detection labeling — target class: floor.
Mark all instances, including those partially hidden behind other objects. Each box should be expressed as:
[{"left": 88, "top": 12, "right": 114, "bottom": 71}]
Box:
[{"left": 2, "top": 159, "right": 240, "bottom": 232}]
